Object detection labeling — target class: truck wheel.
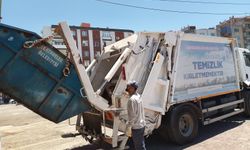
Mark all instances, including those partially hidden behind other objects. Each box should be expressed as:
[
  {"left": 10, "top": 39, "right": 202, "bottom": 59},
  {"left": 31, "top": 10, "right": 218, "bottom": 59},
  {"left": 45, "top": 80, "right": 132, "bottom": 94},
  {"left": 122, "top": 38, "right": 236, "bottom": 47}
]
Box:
[
  {"left": 167, "top": 104, "right": 198, "bottom": 145},
  {"left": 242, "top": 89, "right": 250, "bottom": 117},
  {"left": 158, "top": 116, "right": 170, "bottom": 142}
]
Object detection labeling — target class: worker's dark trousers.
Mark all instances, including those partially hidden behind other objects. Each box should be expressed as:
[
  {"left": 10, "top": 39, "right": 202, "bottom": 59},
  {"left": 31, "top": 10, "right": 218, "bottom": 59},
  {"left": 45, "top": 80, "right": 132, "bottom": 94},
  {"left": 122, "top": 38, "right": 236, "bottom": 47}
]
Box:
[{"left": 132, "top": 127, "right": 146, "bottom": 150}]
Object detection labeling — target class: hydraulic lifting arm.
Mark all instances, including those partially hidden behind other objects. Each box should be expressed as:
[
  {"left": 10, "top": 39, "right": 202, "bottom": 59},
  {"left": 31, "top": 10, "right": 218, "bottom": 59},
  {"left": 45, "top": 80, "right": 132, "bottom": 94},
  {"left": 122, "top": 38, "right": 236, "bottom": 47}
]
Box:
[{"left": 57, "top": 22, "right": 109, "bottom": 111}]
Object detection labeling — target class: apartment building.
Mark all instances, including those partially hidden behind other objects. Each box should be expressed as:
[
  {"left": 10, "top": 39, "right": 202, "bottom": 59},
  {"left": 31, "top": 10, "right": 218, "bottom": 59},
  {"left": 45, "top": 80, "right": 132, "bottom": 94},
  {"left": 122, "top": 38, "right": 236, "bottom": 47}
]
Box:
[
  {"left": 41, "top": 23, "right": 134, "bottom": 66},
  {"left": 216, "top": 16, "right": 250, "bottom": 49}
]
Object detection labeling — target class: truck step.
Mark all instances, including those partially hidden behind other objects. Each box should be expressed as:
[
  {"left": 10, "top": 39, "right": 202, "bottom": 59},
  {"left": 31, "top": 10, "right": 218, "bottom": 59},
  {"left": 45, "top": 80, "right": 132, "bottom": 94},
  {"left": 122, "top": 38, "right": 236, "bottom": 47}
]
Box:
[
  {"left": 203, "top": 108, "right": 244, "bottom": 125},
  {"left": 102, "top": 135, "right": 128, "bottom": 149},
  {"left": 202, "top": 99, "right": 244, "bottom": 113}
]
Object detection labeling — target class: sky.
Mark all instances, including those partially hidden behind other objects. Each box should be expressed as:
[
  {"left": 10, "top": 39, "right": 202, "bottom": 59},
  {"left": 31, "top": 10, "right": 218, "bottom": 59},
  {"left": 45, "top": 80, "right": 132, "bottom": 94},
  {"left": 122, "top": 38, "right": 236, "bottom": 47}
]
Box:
[{"left": 2, "top": 0, "right": 250, "bottom": 35}]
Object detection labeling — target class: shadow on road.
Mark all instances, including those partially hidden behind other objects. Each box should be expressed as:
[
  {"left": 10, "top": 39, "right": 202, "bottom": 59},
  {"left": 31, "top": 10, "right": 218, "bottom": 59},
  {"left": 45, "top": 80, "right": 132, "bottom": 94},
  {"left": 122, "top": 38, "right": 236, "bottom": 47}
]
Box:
[
  {"left": 67, "top": 140, "right": 112, "bottom": 150},
  {"left": 68, "top": 115, "right": 247, "bottom": 150}
]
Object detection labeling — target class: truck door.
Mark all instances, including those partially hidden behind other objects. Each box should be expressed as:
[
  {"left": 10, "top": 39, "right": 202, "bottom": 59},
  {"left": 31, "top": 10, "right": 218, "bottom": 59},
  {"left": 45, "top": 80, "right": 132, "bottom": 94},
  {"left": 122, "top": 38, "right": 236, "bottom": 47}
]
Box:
[{"left": 241, "top": 49, "right": 250, "bottom": 86}]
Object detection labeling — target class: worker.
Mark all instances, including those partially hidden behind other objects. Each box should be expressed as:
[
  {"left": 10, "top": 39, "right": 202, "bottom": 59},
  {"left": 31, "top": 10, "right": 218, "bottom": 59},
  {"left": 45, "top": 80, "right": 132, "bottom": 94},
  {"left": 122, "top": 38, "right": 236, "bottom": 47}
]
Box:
[{"left": 125, "top": 81, "right": 146, "bottom": 150}]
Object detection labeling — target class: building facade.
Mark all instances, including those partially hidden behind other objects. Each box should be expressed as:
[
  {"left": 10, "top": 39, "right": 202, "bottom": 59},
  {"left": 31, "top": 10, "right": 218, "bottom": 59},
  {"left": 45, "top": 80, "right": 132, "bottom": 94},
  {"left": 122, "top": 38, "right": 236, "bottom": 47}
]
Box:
[
  {"left": 41, "top": 23, "right": 134, "bottom": 66},
  {"left": 181, "top": 26, "right": 196, "bottom": 34},
  {"left": 181, "top": 26, "right": 217, "bottom": 36},
  {"left": 196, "top": 28, "right": 217, "bottom": 36},
  {"left": 216, "top": 16, "right": 250, "bottom": 49}
]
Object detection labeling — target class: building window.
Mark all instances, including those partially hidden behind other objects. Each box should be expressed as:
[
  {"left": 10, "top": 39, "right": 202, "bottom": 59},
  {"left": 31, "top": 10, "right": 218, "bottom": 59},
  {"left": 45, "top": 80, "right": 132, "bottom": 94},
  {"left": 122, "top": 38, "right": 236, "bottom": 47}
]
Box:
[
  {"left": 210, "top": 33, "right": 215, "bottom": 36},
  {"left": 94, "top": 41, "right": 100, "bottom": 47},
  {"left": 95, "top": 51, "right": 101, "bottom": 57},
  {"left": 246, "top": 24, "right": 250, "bottom": 29},
  {"left": 82, "top": 40, "right": 89, "bottom": 47},
  {"left": 84, "top": 60, "right": 90, "bottom": 67},
  {"left": 236, "top": 36, "right": 241, "bottom": 42},
  {"left": 83, "top": 50, "right": 89, "bottom": 57},
  {"left": 116, "top": 36, "right": 121, "bottom": 41},
  {"left": 127, "top": 33, "right": 133, "bottom": 37},
  {"left": 247, "top": 32, "right": 250, "bottom": 36},
  {"left": 102, "top": 31, "right": 112, "bottom": 40},
  {"left": 53, "top": 41, "right": 64, "bottom": 45},
  {"left": 82, "top": 30, "right": 88, "bottom": 37},
  {"left": 247, "top": 44, "right": 250, "bottom": 49},
  {"left": 71, "top": 30, "right": 76, "bottom": 36},
  {"left": 234, "top": 28, "right": 239, "bottom": 32}
]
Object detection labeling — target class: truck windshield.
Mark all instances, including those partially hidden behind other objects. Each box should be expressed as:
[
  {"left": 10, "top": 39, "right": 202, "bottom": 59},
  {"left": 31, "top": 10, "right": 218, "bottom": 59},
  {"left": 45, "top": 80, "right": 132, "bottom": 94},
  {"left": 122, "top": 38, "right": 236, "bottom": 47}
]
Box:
[{"left": 243, "top": 52, "right": 250, "bottom": 67}]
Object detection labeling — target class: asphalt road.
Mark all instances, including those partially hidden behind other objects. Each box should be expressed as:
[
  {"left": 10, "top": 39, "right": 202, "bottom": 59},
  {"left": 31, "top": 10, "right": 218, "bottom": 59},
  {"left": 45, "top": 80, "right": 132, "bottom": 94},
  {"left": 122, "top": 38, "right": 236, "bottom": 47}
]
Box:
[{"left": 1, "top": 104, "right": 250, "bottom": 150}]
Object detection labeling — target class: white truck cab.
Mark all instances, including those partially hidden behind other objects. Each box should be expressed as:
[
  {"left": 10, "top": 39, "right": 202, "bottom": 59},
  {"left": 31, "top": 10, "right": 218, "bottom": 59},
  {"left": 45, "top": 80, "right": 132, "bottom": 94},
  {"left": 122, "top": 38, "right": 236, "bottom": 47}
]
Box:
[{"left": 236, "top": 48, "right": 250, "bottom": 88}]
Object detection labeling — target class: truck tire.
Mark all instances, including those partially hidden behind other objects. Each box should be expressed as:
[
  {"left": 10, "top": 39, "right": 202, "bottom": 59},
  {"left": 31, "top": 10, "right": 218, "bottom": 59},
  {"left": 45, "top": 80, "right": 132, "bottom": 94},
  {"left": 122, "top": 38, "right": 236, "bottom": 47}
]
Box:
[
  {"left": 158, "top": 116, "right": 170, "bottom": 142},
  {"left": 242, "top": 89, "right": 250, "bottom": 117},
  {"left": 167, "top": 104, "right": 198, "bottom": 145}
]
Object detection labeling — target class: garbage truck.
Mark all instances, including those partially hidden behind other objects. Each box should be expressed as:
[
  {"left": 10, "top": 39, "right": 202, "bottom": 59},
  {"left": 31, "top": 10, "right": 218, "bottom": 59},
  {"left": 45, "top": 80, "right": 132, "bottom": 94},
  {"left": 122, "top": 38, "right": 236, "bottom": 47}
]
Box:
[{"left": 1, "top": 22, "right": 250, "bottom": 148}]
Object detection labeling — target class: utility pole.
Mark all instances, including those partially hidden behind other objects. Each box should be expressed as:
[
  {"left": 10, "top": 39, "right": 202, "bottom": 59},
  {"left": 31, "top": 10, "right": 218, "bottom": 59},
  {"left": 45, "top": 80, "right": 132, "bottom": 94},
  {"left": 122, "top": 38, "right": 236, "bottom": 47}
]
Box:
[
  {"left": 0, "top": 0, "right": 2, "bottom": 104},
  {"left": 0, "top": 0, "right": 2, "bottom": 23}
]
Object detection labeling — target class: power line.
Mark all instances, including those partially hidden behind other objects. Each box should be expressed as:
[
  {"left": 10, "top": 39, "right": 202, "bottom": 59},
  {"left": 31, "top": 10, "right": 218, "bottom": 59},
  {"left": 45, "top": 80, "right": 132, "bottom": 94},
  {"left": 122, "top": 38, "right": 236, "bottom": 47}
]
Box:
[
  {"left": 96, "top": 0, "right": 249, "bottom": 16},
  {"left": 154, "top": 0, "right": 250, "bottom": 5}
]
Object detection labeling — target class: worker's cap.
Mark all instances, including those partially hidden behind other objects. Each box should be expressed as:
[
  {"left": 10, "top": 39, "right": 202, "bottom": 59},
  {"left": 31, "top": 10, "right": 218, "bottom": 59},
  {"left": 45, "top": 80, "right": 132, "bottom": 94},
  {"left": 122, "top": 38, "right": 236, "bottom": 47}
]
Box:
[{"left": 127, "top": 80, "right": 139, "bottom": 89}]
